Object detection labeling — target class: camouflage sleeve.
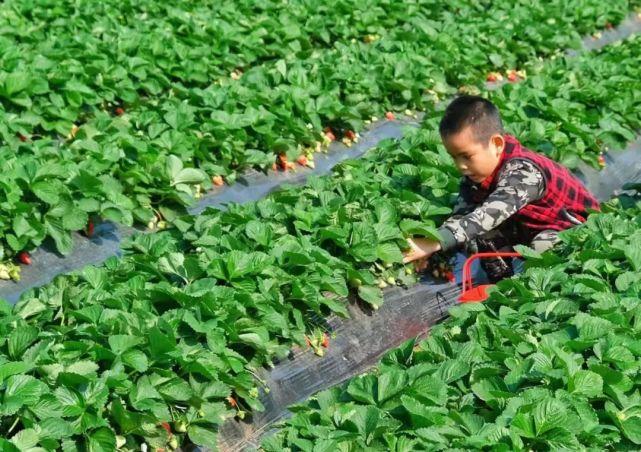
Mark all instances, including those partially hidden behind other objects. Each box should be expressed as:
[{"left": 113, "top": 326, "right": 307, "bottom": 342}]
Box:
[
  {"left": 450, "top": 191, "right": 475, "bottom": 216},
  {"left": 445, "top": 177, "right": 477, "bottom": 218},
  {"left": 438, "top": 159, "right": 545, "bottom": 251}
]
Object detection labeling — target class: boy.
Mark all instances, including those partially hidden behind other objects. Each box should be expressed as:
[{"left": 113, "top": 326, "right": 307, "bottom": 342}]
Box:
[{"left": 403, "top": 95, "right": 599, "bottom": 282}]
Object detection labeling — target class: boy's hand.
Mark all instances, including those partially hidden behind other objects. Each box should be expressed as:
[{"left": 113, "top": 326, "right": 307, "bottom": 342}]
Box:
[{"left": 402, "top": 237, "right": 442, "bottom": 264}]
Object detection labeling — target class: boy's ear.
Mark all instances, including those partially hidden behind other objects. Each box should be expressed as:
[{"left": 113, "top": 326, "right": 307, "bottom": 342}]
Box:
[{"left": 490, "top": 133, "right": 505, "bottom": 156}]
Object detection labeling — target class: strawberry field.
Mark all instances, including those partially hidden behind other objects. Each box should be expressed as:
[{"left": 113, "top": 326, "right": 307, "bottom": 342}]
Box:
[{"left": 0, "top": 1, "right": 641, "bottom": 451}]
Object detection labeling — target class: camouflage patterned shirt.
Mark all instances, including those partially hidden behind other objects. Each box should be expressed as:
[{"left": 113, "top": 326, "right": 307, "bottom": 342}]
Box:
[{"left": 437, "top": 159, "right": 545, "bottom": 251}]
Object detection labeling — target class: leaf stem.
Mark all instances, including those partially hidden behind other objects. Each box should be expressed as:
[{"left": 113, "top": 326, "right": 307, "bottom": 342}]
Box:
[{"left": 7, "top": 415, "right": 20, "bottom": 435}]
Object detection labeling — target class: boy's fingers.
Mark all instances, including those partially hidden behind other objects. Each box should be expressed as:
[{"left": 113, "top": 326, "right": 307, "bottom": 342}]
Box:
[
  {"left": 402, "top": 248, "right": 425, "bottom": 263},
  {"left": 402, "top": 252, "right": 416, "bottom": 264},
  {"left": 402, "top": 237, "right": 441, "bottom": 264},
  {"left": 402, "top": 238, "right": 425, "bottom": 263},
  {"left": 402, "top": 239, "right": 417, "bottom": 263}
]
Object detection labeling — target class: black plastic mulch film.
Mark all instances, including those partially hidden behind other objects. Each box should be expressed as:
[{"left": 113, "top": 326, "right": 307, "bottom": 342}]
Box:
[{"left": 0, "top": 12, "right": 639, "bottom": 452}]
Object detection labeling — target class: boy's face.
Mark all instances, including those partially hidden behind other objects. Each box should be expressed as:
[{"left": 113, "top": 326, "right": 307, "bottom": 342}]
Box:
[{"left": 442, "top": 126, "right": 505, "bottom": 183}]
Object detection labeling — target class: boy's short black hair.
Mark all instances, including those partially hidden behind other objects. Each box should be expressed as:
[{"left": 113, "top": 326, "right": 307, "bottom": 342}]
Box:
[{"left": 439, "top": 95, "right": 504, "bottom": 144}]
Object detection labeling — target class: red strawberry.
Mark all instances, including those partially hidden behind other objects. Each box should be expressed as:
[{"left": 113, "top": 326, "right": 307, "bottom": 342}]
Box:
[
  {"left": 18, "top": 252, "right": 31, "bottom": 265},
  {"left": 507, "top": 70, "right": 518, "bottom": 82},
  {"left": 321, "top": 333, "right": 329, "bottom": 348},
  {"left": 160, "top": 422, "right": 172, "bottom": 435},
  {"left": 385, "top": 111, "right": 395, "bottom": 121},
  {"left": 17, "top": 133, "right": 28, "bottom": 142},
  {"left": 486, "top": 73, "right": 497, "bottom": 82},
  {"left": 227, "top": 396, "right": 238, "bottom": 408},
  {"left": 345, "top": 130, "right": 356, "bottom": 141},
  {"left": 86, "top": 220, "right": 95, "bottom": 238},
  {"left": 296, "top": 155, "right": 308, "bottom": 166},
  {"left": 115, "top": 107, "right": 125, "bottom": 116},
  {"left": 212, "top": 175, "right": 224, "bottom": 186},
  {"left": 598, "top": 154, "right": 606, "bottom": 167},
  {"left": 278, "top": 154, "right": 289, "bottom": 171}
]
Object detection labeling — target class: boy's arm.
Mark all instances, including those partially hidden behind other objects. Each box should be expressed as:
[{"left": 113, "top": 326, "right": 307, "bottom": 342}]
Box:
[
  {"left": 437, "top": 159, "right": 545, "bottom": 251},
  {"left": 449, "top": 178, "right": 476, "bottom": 217}
]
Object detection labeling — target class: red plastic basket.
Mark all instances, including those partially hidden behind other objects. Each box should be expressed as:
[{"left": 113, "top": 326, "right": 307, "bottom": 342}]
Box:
[{"left": 458, "top": 252, "right": 521, "bottom": 303}]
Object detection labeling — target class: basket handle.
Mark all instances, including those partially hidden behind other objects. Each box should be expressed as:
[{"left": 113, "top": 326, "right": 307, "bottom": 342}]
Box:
[{"left": 462, "top": 252, "right": 522, "bottom": 292}]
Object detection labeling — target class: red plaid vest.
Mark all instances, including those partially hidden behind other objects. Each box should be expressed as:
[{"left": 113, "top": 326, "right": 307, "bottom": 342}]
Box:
[{"left": 469, "top": 135, "right": 600, "bottom": 232}]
